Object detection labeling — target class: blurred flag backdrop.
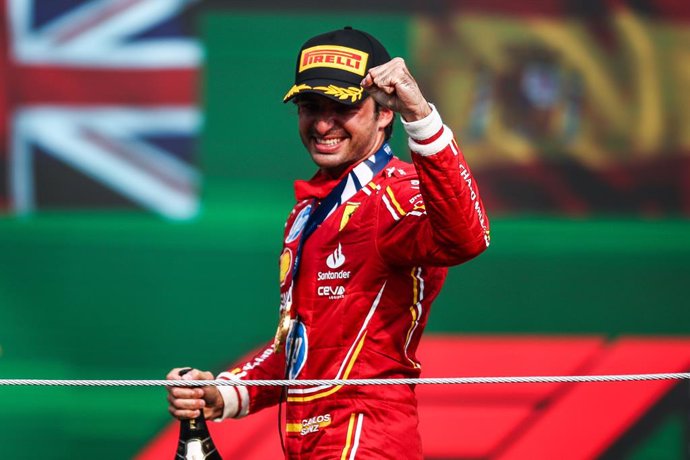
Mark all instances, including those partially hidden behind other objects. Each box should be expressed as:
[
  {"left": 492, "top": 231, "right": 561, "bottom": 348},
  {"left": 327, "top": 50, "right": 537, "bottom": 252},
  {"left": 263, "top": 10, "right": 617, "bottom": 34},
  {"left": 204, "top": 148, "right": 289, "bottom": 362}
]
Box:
[
  {"left": 0, "top": 0, "right": 202, "bottom": 219},
  {"left": 0, "top": 1, "right": 689, "bottom": 459}
]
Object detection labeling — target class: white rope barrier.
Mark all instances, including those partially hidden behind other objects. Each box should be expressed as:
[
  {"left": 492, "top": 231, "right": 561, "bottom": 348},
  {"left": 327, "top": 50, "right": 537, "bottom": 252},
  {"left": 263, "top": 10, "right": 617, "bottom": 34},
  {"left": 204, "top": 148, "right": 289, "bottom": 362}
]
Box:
[{"left": 1, "top": 373, "right": 690, "bottom": 387}]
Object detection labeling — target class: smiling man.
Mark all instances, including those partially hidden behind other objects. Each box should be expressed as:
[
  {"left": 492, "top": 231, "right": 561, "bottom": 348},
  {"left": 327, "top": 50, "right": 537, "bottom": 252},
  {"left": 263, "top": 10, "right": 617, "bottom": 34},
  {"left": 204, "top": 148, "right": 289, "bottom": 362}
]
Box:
[
  {"left": 295, "top": 94, "right": 392, "bottom": 178},
  {"left": 167, "top": 27, "right": 491, "bottom": 459}
]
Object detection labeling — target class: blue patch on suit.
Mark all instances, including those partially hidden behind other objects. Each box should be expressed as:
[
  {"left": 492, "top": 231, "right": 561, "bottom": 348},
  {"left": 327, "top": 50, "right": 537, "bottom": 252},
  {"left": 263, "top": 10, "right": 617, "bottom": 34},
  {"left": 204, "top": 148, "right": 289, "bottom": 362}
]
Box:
[{"left": 286, "top": 320, "right": 308, "bottom": 379}]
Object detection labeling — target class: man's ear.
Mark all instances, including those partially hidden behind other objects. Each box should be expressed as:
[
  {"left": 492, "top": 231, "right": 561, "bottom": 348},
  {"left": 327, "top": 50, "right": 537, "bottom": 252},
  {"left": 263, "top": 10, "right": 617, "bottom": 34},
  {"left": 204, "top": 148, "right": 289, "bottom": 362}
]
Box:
[{"left": 377, "top": 106, "right": 394, "bottom": 130}]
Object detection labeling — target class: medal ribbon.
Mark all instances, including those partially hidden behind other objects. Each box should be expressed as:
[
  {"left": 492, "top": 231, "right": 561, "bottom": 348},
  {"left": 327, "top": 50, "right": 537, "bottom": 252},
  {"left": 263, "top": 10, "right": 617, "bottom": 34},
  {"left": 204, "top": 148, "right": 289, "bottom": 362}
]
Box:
[
  {"left": 274, "top": 142, "right": 393, "bottom": 352},
  {"left": 293, "top": 142, "right": 393, "bottom": 278}
]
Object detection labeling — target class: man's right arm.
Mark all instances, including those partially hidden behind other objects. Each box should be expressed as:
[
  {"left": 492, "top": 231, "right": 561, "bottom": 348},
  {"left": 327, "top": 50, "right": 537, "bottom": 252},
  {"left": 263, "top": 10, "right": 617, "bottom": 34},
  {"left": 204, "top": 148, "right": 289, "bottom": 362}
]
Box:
[
  {"left": 213, "top": 342, "right": 285, "bottom": 420},
  {"left": 167, "top": 342, "right": 286, "bottom": 422}
]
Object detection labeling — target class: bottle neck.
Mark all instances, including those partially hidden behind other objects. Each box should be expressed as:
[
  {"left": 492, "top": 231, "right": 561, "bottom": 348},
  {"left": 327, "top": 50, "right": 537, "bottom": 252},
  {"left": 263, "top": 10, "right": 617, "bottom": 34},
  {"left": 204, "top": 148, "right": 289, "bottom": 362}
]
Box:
[{"left": 176, "top": 415, "right": 222, "bottom": 460}]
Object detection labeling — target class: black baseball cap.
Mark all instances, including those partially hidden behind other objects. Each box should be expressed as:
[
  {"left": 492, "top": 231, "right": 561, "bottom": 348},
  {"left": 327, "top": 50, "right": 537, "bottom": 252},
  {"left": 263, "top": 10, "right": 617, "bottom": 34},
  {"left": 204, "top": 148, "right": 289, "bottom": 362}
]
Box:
[{"left": 283, "top": 27, "right": 391, "bottom": 105}]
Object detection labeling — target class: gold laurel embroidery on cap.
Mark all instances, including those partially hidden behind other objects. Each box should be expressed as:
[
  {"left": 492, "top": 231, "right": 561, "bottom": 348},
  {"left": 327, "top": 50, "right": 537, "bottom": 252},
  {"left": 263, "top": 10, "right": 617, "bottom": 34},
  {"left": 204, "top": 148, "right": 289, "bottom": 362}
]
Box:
[
  {"left": 284, "top": 83, "right": 312, "bottom": 101},
  {"left": 313, "top": 85, "right": 363, "bottom": 103}
]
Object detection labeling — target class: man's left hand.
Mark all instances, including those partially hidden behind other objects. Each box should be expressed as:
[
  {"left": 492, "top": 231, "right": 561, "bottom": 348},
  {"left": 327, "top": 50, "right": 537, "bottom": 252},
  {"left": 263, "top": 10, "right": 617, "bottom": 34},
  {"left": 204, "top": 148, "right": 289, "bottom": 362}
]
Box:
[{"left": 361, "top": 57, "right": 432, "bottom": 122}]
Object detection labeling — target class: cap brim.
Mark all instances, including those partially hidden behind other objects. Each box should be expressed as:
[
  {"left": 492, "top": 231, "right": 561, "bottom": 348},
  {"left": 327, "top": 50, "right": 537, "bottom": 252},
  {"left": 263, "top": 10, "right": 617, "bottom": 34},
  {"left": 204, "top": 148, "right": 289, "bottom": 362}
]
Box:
[{"left": 283, "top": 79, "right": 368, "bottom": 105}]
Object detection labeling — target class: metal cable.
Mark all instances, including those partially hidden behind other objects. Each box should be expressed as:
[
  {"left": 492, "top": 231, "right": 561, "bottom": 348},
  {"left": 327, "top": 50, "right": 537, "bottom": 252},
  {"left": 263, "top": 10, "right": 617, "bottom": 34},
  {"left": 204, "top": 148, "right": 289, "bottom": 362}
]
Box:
[{"left": 1, "top": 373, "right": 690, "bottom": 387}]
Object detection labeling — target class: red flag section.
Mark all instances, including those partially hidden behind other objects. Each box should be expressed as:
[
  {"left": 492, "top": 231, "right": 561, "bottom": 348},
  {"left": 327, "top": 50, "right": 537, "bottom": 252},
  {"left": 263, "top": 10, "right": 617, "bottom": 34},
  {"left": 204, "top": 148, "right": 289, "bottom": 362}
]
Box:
[
  {"left": 137, "top": 336, "right": 690, "bottom": 459},
  {"left": 495, "top": 338, "right": 690, "bottom": 459},
  {"left": 415, "top": 336, "right": 606, "bottom": 458}
]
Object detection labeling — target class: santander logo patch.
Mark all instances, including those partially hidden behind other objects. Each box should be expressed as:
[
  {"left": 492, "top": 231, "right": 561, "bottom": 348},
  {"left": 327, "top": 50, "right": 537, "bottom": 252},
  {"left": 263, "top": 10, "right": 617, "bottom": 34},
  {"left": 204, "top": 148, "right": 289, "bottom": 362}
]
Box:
[{"left": 326, "top": 243, "right": 346, "bottom": 269}]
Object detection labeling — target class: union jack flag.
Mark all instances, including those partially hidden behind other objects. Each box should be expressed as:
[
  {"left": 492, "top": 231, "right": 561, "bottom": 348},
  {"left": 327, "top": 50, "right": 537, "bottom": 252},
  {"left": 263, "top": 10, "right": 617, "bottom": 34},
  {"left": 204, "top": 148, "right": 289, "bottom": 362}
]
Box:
[{"left": 0, "top": 0, "right": 202, "bottom": 219}]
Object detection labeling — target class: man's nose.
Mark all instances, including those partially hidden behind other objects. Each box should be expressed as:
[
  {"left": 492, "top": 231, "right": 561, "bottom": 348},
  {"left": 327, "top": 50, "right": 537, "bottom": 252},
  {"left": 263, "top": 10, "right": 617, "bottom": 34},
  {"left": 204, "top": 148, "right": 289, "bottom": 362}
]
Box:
[{"left": 313, "top": 110, "right": 337, "bottom": 133}]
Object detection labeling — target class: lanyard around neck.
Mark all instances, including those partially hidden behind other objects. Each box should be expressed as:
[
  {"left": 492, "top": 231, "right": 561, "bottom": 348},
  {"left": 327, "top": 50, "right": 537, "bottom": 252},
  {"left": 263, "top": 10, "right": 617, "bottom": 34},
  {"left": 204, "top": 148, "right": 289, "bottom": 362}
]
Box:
[
  {"left": 274, "top": 142, "right": 393, "bottom": 354},
  {"left": 291, "top": 142, "right": 393, "bottom": 280}
]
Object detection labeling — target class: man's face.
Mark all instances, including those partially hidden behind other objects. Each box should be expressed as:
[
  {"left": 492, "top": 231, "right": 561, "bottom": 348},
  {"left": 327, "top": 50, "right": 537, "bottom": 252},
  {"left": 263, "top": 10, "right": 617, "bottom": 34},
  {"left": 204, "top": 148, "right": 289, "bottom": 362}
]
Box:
[{"left": 296, "top": 94, "right": 393, "bottom": 178}]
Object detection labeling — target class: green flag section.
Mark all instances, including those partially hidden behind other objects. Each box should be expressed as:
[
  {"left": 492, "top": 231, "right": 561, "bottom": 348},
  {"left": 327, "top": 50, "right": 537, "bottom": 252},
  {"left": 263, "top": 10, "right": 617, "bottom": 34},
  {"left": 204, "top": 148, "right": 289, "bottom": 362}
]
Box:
[{"left": 200, "top": 12, "right": 411, "bottom": 197}]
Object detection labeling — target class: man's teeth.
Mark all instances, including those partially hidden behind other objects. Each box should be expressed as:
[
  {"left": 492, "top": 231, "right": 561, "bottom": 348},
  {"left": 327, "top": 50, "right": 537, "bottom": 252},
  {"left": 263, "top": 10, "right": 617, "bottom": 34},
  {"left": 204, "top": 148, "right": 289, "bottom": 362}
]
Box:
[{"left": 316, "top": 138, "right": 342, "bottom": 146}]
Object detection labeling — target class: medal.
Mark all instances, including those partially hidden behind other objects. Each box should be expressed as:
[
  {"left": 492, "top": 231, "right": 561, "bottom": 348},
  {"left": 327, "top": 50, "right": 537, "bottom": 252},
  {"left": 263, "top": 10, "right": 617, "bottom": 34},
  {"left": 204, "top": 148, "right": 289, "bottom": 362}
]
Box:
[
  {"left": 273, "top": 307, "right": 291, "bottom": 353},
  {"left": 274, "top": 282, "right": 293, "bottom": 353}
]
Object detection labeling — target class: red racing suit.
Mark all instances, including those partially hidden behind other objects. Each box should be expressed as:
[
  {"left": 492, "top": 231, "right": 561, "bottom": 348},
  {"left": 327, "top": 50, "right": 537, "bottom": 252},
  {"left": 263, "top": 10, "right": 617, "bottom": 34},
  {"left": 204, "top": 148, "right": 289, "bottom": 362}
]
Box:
[{"left": 216, "top": 106, "right": 490, "bottom": 459}]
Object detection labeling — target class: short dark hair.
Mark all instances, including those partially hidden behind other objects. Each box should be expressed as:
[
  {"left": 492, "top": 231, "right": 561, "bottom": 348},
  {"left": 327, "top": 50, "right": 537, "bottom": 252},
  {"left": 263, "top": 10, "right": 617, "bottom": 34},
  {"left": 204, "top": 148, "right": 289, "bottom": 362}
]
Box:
[{"left": 374, "top": 101, "right": 394, "bottom": 141}]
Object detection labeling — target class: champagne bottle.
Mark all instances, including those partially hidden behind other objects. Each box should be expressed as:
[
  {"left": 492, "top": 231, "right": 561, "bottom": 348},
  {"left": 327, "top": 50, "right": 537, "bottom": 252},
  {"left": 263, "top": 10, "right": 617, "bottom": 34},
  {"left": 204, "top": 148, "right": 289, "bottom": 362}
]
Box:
[{"left": 175, "top": 369, "right": 223, "bottom": 460}]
